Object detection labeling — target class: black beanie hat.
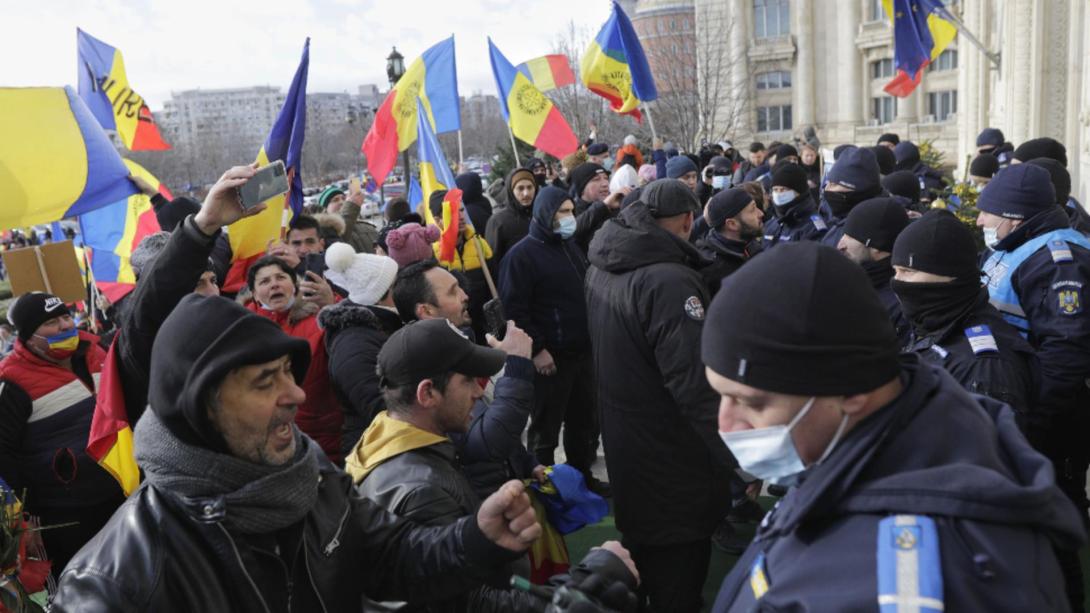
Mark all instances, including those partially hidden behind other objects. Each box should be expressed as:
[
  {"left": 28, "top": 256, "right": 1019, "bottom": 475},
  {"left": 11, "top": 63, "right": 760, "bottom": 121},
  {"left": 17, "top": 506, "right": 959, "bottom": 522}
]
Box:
[
  {"left": 569, "top": 163, "right": 608, "bottom": 200},
  {"left": 149, "top": 295, "right": 311, "bottom": 452},
  {"left": 1026, "top": 157, "right": 1071, "bottom": 204},
  {"left": 833, "top": 144, "right": 856, "bottom": 161},
  {"left": 707, "top": 188, "right": 754, "bottom": 230},
  {"left": 976, "top": 128, "right": 1005, "bottom": 148},
  {"left": 156, "top": 196, "right": 202, "bottom": 232},
  {"left": 893, "top": 141, "right": 921, "bottom": 171},
  {"left": 969, "top": 154, "right": 1000, "bottom": 179},
  {"left": 7, "top": 292, "right": 70, "bottom": 342},
  {"left": 977, "top": 164, "right": 1056, "bottom": 220},
  {"left": 586, "top": 143, "right": 609, "bottom": 156},
  {"left": 642, "top": 179, "right": 700, "bottom": 218},
  {"left": 870, "top": 146, "right": 896, "bottom": 176},
  {"left": 771, "top": 162, "right": 809, "bottom": 195},
  {"left": 892, "top": 210, "right": 979, "bottom": 280},
  {"left": 877, "top": 133, "right": 900, "bottom": 146},
  {"left": 1013, "top": 137, "right": 1067, "bottom": 166},
  {"left": 881, "top": 170, "right": 921, "bottom": 203},
  {"left": 702, "top": 242, "right": 900, "bottom": 396},
  {"left": 827, "top": 147, "right": 881, "bottom": 192},
  {"left": 843, "top": 197, "right": 910, "bottom": 253},
  {"left": 710, "top": 156, "right": 733, "bottom": 173},
  {"left": 774, "top": 144, "right": 799, "bottom": 161}
]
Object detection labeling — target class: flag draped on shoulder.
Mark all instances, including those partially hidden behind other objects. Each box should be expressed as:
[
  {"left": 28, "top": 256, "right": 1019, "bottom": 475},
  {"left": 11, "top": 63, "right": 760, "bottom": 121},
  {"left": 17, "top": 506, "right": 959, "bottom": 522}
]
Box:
[
  {"left": 0, "top": 86, "right": 137, "bottom": 232},
  {"left": 882, "top": 0, "right": 957, "bottom": 97},
  {"left": 79, "top": 159, "right": 167, "bottom": 303},
  {"left": 363, "top": 37, "right": 461, "bottom": 187},
  {"left": 516, "top": 55, "right": 576, "bottom": 92},
  {"left": 87, "top": 339, "right": 140, "bottom": 495},
  {"left": 580, "top": 1, "right": 658, "bottom": 121},
  {"left": 77, "top": 28, "right": 170, "bottom": 150},
  {"left": 488, "top": 39, "right": 578, "bottom": 160},
  {"left": 223, "top": 38, "right": 310, "bottom": 293},
  {"left": 416, "top": 99, "right": 462, "bottom": 264}
]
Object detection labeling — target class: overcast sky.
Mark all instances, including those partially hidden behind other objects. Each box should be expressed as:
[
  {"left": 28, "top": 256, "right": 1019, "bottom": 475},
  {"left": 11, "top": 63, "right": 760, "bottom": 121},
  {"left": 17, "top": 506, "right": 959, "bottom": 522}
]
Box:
[{"left": 2, "top": 0, "right": 613, "bottom": 110}]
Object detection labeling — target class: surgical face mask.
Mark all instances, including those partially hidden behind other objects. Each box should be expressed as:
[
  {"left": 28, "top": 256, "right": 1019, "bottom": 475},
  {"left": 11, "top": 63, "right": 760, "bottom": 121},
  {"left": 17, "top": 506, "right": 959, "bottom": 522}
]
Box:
[
  {"left": 601, "top": 157, "right": 615, "bottom": 171},
  {"left": 718, "top": 397, "right": 849, "bottom": 486},
  {"left": 982, "top": 225, "right": 1001, "bottom": 249},
  {"left": 712, "top": 175, "right": 729, "bottom": 190},
  {"left": 772, "top": 189, "right": 798, "bottom": 207},
  {"left": 34, "top": 328, "right": 79, "bottom": 360},
  {"left": 556, "top": 215, "right": 577, "bottom": 239},
  {"left": 259, "top": 295, "right": 296, "bottom": 312}
]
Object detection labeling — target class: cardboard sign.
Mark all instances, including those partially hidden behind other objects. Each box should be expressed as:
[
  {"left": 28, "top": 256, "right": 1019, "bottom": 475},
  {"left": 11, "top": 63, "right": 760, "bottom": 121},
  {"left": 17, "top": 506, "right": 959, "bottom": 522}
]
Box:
[{"left": 3, "top": 240, "right": 86, "bottom": 303}]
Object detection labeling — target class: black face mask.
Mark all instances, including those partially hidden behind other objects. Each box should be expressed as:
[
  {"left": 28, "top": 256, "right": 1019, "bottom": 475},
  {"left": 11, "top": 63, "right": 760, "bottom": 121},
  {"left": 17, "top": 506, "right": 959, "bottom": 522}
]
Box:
[
  {"left": 891, "top": 277, "right": 983, "bottom": 335},
  {"left": 823, "top": 185, "right": 881, "bottom": 218}
]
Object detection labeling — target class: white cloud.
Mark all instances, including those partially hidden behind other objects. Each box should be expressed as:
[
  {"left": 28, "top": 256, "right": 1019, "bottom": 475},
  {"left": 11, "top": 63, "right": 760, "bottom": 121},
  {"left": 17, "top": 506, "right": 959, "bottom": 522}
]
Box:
[{"left": 1, "top": 0, "right": 612, "bottom": 108}]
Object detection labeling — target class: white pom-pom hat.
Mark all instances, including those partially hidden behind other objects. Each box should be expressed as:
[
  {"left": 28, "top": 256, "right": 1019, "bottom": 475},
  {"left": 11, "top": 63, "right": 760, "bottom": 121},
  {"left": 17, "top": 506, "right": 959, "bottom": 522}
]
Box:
[{"left": 323, "top": 242, "right": 398, "bottom": 306}]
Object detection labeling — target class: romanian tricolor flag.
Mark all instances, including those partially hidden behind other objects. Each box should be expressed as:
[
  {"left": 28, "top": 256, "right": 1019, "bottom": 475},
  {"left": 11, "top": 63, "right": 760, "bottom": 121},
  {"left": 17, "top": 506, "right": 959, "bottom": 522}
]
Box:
[
  {"left": 580, "top": 1, "right": 658, "bottom": 121},
  {"left": 79, "top": 159, "right": 168, "bottom": 303},
  {"left": 363, "top": 37, "right": 461, "bottom": 187},
  {"left": 516, "top": 55, "right": 576, "bottom": 93},
  {"left": 87, "top": 338, "right": 140, "bottom": 495},
  {"left": 416, "top": 100, "right": 462, "bottom": 264},
  {"left": 488, "top": 39, "right": 578, "bottom": 160},
  {"left": 0, "top": 87, "right": 137, "bottom": 232},
  {"left": 77, "top": 28, "right": 170, "bottom": 151},
  {"left": 882, "top": 0, "right": 958, "bottom": 97},
  {"left": 223, "top": 39, "right": 310, "bottom": 293}
]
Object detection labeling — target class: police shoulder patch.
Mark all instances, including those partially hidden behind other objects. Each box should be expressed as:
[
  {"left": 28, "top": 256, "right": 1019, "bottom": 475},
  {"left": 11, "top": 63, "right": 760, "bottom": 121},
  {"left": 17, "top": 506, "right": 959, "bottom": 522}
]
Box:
[
  {"left": 1057, "top": 288, "right": 1082, "bottom": 316},
  {"left": 810, "top": 214, "right": 827, "bottom": 231},
  {"left": 877, "top": 515, "right": 944, "bottom": 613},
  {"left": 1048, "top": 239, "right": 1074, "bottom": 263},
  {"left": 964, "top": 325, "right": 999, "bottom": 355},
  {"left": 684, "top": 296, "right": 705, "bottom": 321}
]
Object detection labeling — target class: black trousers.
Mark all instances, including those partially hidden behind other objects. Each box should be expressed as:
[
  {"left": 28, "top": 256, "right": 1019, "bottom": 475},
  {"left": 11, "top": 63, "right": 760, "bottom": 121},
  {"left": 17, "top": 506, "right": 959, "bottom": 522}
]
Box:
[
  {"left": 528, "top": 349, "right": 598, "bottom": 474},
  {"left": 625, "top": 539, "right": 711, "bottom": 613},
  {"left": 38, "top": 493, "right": 125, "bottom": 578}
]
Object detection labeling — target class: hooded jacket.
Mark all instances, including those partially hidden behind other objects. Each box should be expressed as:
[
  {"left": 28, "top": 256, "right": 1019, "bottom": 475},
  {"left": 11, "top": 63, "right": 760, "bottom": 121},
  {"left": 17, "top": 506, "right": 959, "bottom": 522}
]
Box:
[
  {"left": 585, "top": 203, "right": 734, "bottom": 545},
  {"left": 763, "top": 190, "right": 827, "bottom": 248},
  {"left": 713, "top": 357, "right": 1084, "bottom": 612},
  {"left": 696, "top": 230, "right": 758, "bottom": 297},
  {"left": 484, "top": 168, "right": 536, "bottom": 266},
  {"left": 456, "top": 172, "right": 493, "bottom": 233},
  {"left": 318, "top": 301, "right": 404, "bottom": 456},
  {"left": 498, "top": 186, "right": 591, "bottom": 356},
  {"left": 893, "top": 142, "right": 945, "bottom": 199}
]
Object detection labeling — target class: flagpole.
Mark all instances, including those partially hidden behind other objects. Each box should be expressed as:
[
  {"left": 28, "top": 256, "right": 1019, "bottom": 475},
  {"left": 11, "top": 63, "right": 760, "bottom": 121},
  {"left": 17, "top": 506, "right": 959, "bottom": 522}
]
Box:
[
  {"left": 507, "top": 125, "right": 521, "bottom": 167},
  {"left": 642, "top": 104, "right": 659, "bottom": 143},
  {"left": 937, "top": 6, "right": 1000, "bottom": 69},
  {"left": 457, "top": 130, "right": 465, "bottom": 170}
]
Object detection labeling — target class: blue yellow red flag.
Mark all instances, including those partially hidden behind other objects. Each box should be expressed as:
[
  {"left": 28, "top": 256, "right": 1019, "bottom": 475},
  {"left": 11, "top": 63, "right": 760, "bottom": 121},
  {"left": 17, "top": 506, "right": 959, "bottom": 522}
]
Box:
[
  {"left": 77, "top": 28, "right": 170, "bottom": 150},
  {"left": 416, "top": 99, "right": 463, "bottom": 263},
  {"left": 223, "top": 39, "right": 310, "bottom": 293},
  {"left": 0, "top": 86, "right": 137, "bottom": 232},
  {"left": 87, "top": 338, "right": 140, "bottom": 495},
  {"left": 882, "top": 0, "right": 957, "bottom": 97},
  {"left": 516, "top": 55, "right": 576, "bottom": 92},
  {"left": 363, "top": 37, "right": 461, "bottom": 187},
  {"left": 489, "top": 39, "right": 578, "bottom": 160},
  {"left": 580, "top": 1, "right": 658, "bottom": 120}
]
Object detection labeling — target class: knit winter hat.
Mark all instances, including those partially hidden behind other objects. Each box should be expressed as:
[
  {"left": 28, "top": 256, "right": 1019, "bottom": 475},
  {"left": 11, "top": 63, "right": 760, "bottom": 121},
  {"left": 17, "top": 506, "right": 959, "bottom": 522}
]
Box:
[
  {"left": 8, "top": 292, "right": 70, "bottom": 342},
  {"left": 587, "top": 143, "right": 609, "bottom": 156},
  {"left": 892, "top": 210, "right": 980, "bottom": 279},
  {"left": 893, "top": 142, "right": 921, "bottom": 171},
  {"left": 976, "top": 128, "right": 1005, "bottom": 148},
  {"left": 977, "top": 163, "right": 1056, "bottom": 220},
  {"left": 771, "top": 162, "right": 809, "bottom": 195},
  {"left": 827, "top": 147, "right": 881, "bottom": 192},
  {"left": 318, "top": 186, "right": 345, "bottom": 209},
  {"left": 642, "top": 179, "right": 700, "bottom": 218},
  {"left": 706, "top": 188, "right": 754, "bottom": 230},
  {"left": 881, "top": 170, "right": 922, "bottom": 203},
  {"left": 570, "top": 163, "right": 609, "bottom": 199},
  {"left": 1026, "top": 157, "right": 1071, "bottom": 204},
  {"left": 324, "top": 242, "right": 399, "bottom": 305},
  {"left": 870, "top": 146, "right": 896, "bottom": 176},
  {"left": 877, "top": 133, "right": 900, "bottom": 146},
  {"left": 969, "top": 154, "right": 1000, "bottom": 179},
  {"left": 843, "top": 197, "right": 910, "bottom": 253},
  {"left": 773, "top": 144, "right": 799, "bottom": 161},
  {"left": 385, "top": 222, "right": 441, "bottom": 269},
  {"left": 1012, "top": 137, "right": 1067, "bottom": 166},
  {"left": 666, "top": 155, "right": 698, "bottom": 179},
  {"left": 638, "top": 164, "right": 658, "bottom": 184},
  {"left": 702, "top": 242, "right": 900, "bottom": 396},
  {"left": 610, "top": 164, "right": 640, "bottom": 192}
]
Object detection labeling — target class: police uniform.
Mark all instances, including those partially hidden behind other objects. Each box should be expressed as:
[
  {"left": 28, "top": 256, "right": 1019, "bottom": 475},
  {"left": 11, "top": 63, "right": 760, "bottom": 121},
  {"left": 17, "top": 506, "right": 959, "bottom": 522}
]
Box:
[{"left": 762, "top": 193, "right": 827, "bottom": 248}]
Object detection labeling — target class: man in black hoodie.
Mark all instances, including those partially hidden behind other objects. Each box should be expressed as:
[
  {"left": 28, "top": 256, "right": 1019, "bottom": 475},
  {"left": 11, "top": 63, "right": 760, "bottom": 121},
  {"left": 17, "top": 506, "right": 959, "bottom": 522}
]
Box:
[
  {"left": 456, "top": 171, "right": 493, "bottom": 233},
  {"left": 485, "top": 168, "right": 537, "bottom": 267},
  {"left": 586, "top": 179, "right": 737, "bottom": 612},
  {"left": 893, "top": 141, "right": 945, "bottom": 202},
  {"left": 819, "top": 146, "right": 884, "bottom": 248}
]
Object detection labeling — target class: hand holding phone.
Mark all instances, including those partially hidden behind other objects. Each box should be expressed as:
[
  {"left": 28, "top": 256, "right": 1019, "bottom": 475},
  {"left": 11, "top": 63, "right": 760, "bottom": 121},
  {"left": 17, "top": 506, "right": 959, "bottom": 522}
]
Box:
[
  {"left": 238, "top": 160, "right": 289, "bottom": 209},
  {"left": 483, "top": 298, "right": 506, "bottom": 341}
]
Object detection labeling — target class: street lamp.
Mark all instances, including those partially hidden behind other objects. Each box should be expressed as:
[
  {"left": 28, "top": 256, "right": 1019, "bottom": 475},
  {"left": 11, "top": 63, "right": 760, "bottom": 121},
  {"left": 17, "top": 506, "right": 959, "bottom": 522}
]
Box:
[{"left": 386, "top": 47, "right": 411, "bottom": 187}]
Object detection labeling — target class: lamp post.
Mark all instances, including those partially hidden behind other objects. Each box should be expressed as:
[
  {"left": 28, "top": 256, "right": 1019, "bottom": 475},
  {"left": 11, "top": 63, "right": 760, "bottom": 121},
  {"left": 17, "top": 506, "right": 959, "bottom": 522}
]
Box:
[{"left": 387, "top": 46, "right": 411, "bottom": 190}]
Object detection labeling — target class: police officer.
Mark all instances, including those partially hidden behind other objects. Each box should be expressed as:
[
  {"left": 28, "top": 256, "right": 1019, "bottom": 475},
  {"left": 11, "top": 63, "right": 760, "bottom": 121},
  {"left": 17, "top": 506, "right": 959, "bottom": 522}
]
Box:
[
  {"left": 836, "top": 197, "right": 911, "bottom": 347},
  {"left": 977, "top": 162, "right": 1090, "bottom": 611},
  {"left": 697, "top": 188, "right": 764, "bottom": 297},
  {"left": 703, "top": 242, "right": 1084, "bottom": 612},
  {"left": 762, "top": 162, "right": 825, "bottom": 249},
  {"left": 891, "top": 210, "right": 1037, "bottom": 418},
  {"left": 819, "top": 146, "right": 884, "bottom": 248},
  {"left": 1025, "top": 157, "right": 1090, "bottom": 236},
  {"left": 976, "top": 127, "right": 1015, "bottom": 167}
]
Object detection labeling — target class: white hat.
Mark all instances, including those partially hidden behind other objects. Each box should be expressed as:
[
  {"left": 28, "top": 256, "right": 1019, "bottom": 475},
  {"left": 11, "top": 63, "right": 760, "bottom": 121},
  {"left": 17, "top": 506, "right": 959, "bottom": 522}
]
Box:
[
  {"left": 609, "top": 164, "right": 639, "bottom": 192},
  {"left": 324, "top": 242, "right": 398, "bottom": 306},
  {"left": 623, "top": 134, "right": 638, "bottom": 146}
]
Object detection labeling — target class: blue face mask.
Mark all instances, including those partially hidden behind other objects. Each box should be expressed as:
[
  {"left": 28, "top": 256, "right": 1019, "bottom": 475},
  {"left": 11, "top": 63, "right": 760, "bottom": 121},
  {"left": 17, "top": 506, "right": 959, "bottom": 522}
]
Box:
[
  {"left": 772, "top": 189, "right": 798, "bottom": 207},
  {"left": 556, "top": 216, "right": 577, "bottom": 239}
]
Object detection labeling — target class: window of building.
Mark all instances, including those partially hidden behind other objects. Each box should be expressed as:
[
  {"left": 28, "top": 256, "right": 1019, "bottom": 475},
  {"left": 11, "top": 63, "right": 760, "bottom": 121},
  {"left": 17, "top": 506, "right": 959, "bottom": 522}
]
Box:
[
  {"left": 756, "top": 70, "right": 792, "bottom": 90},
  {"left": 928, "top": 49, "right": 958, "bottom": 72},
  {"left": 757, "top": 105, "right": 793, "bottom": 132},
  {"left": 872, "top": 58, "right": 894, "bottom": 80},
  {"left": 928, "top": 90, "right": 957, "bottom": 121},
  {"left": 869, "top": 0, "right": 886, "bottom": 22},
  {"left": 872, "top": 96, "right": 897, "bottom": 124},
  {"left": 754, "top": 0, "right": 790, "bottom": 39}
]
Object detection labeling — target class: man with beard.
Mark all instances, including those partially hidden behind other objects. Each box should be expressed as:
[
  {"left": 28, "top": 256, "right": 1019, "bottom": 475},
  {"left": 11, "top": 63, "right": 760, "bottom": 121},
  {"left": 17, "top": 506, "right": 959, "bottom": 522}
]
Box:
[
  {"left": 697, "top": 188, "right": 764, "bottom": 297},
  {"left": 819, "top": 147, "right": 884, "bottom": 248},
  {"left": 836, "top": 198, "right": 912, "bottom": 347},
  {"left": 762, "top": 162, "right": 826, "bottom": 249},
  {"left": 485, "top": 168, "right": 537, "bottom": 266}
]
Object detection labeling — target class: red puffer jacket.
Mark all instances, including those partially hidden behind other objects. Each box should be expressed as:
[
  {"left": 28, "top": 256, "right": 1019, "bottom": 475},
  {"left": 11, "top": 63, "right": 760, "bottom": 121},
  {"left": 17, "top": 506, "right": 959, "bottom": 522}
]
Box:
[{"left": 245, "top": 301, "right": 344, "bottom": 465}]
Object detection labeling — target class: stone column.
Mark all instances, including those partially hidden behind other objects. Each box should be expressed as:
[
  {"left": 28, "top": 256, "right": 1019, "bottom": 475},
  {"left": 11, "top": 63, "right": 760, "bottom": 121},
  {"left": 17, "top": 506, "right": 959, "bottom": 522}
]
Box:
[
  {"left": 792, "top": 0, "right": 815, "bottom": 126},
  {"left": 838, "top": 0, "right": 863, "bottom": 126}
]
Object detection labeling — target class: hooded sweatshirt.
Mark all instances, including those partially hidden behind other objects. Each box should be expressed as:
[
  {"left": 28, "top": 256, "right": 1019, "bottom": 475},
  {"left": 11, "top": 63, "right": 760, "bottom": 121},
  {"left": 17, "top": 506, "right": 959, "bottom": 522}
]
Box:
[
  {"left": 485, "top": 168, "right": 536, "bottom": 266},
  {"left": 456, "top": 172, "right": 492, "bottom": 233},
  {"left": 345, "top": 411, "right": 448, "bottom": 483}
]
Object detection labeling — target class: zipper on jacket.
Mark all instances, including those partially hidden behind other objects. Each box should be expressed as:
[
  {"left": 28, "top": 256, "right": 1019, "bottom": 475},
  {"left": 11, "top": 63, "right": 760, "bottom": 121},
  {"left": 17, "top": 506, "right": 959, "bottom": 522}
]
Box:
[
  {"left": 323, "top": 500, "right": 350, "bottom": 557},
  {"left": 303, "top": 534, "right": 330, "bottom": 613},
  {"left": 217, "top": 523, "right": 273, "bottom": 613}
]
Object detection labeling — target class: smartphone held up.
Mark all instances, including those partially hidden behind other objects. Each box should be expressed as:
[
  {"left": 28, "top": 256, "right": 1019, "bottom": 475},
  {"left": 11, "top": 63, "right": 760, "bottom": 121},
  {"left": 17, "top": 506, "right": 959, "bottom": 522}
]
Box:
[{"left": 238, "top": 160, "right": 290, "bottom": 209}]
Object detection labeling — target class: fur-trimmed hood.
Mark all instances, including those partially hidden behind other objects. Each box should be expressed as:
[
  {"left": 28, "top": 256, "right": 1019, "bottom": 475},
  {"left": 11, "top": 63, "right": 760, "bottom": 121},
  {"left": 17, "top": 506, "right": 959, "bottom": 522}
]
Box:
[{"left": 317, "top": 300, "right": 402, "bottom": 337}]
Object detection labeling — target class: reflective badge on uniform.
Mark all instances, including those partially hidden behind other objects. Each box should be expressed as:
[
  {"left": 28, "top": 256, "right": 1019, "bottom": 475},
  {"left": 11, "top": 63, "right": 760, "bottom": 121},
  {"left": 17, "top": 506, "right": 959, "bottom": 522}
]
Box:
[
  {"left": 810, "top": 215, "right": 827, "bottom": 231},
  {"left": 964, "top": 325, "right": 998, "bottom": 355},
  {"left": 1058, "top": 289, "right": 1081, "bottom": 315},
  {"left": 749, "top": 552, "right": 769, "bottom": 600},
  {"left": 1048, "top": 239, "right": 1073, "bottom": 263},
  {"left": 877, "top": 515, "right": 943, "bottom": 613},
  {"left": 684, "top": 296, "right": 705, "bottom": 321}
]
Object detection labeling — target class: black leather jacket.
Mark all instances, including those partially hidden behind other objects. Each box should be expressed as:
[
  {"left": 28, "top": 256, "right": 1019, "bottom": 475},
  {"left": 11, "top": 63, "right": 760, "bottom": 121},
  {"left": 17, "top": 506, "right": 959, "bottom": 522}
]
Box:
[{"left": 53, "top": 460, "right": 519, "bottom": 612}]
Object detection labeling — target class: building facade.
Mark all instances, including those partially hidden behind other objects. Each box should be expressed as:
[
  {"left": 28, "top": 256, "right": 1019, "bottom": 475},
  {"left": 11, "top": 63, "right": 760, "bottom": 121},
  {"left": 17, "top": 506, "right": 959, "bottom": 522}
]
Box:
[{"left": 159, "top": 86, "right": 285, "bottom": 154}]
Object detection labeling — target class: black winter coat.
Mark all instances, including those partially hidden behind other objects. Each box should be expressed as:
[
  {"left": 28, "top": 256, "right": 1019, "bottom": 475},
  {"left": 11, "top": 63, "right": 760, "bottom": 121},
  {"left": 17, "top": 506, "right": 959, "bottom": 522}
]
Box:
[
  {"left": 318, "top": 301, "right": 403, "bottom": 456},
  {"left": 862, "top": 259, "right": 912, "bottom": 348},
  {"left": 53, "top": 458, "right": 520, "bottom": 612},
  {"left": 586, "top": 203, "right": 734, "bottom": 545},
  {"left": 696, "top": 230, "right": 756, "bottom": 297},
  {"left": 763, "top": 192, "right": 827, "bottom": 248}
]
